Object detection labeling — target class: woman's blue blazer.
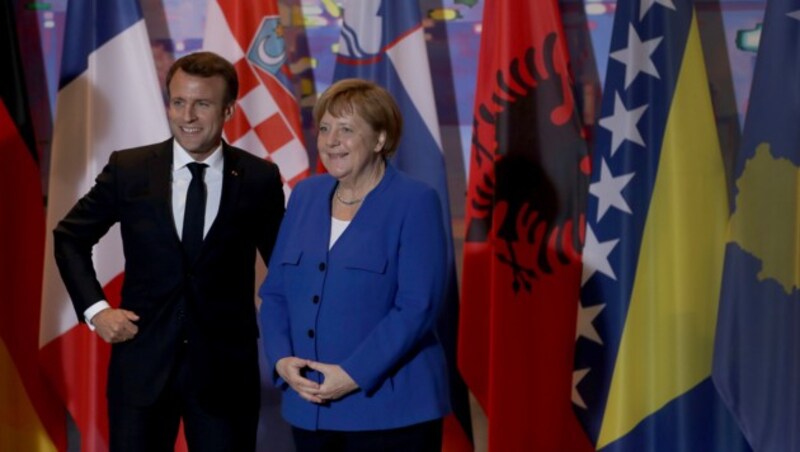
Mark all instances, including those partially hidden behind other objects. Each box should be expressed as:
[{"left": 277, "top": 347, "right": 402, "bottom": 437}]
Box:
[{"left": 259, "top": 164, "right": 452, "bottom": 431}]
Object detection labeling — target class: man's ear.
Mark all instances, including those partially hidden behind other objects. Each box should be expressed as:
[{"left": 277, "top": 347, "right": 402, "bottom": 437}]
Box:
[{"left": 224, "top": 103, "right": 235, "bottom": 120}]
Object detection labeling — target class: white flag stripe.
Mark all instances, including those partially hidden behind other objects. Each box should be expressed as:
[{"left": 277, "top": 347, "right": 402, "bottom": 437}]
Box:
[
  {"left": 202, "top": 1, "right": 244, "bottom": 63},
  {"left": 85, "top": 21, "right": 171, "bottom": 150},
  {"left": 386, "top": 27, "right": 443, "bottom": 152}
]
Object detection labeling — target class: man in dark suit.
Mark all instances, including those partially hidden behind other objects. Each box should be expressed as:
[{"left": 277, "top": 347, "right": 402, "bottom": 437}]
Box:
[{"left": 53, "top": 51, "right": 285, "bottom": 451}]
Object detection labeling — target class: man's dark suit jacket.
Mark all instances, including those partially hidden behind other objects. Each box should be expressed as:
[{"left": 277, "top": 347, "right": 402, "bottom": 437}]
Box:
[{"left": 53, "top": 138, "right": 284, "bottom": 412}]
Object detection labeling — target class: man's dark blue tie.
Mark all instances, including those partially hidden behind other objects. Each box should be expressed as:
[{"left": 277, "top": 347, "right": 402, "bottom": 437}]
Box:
[{"left": 183, "top": 162, "right": 208, "bottom": 262}]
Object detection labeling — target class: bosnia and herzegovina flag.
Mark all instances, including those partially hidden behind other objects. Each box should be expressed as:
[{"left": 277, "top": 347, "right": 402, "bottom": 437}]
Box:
[
  {"left": 575, "top": 0, "right": 750, "bottom": 449},
  {"left": 460, "top": 0, "right": 592, "bottom": 449},
  {"left": 713, "top": 1, "right": 800, "bottom": 450},
  {"left": 331, "top": 1, "right": 472, "bottom": 449},
  {"left": 0, "top": 3, "right": 65, "bottom": 450},
  {"left": 39, "top": 1, "right": 170, "bottom": 450}
]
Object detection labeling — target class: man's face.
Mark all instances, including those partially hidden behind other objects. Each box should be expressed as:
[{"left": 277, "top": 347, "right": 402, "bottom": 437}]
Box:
[{"left": 167, "top": 69, "right": 233, "bottom": 160}]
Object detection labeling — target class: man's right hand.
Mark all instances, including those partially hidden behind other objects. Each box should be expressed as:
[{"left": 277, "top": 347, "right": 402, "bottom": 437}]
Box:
[{"left": 91, "top": 308, "right": 140, "bottom": 344}]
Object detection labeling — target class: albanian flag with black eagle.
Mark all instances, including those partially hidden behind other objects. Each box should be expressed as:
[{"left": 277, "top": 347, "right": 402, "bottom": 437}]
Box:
[{"left": 458, "top": 0, "right": 593, "bottom": 450}]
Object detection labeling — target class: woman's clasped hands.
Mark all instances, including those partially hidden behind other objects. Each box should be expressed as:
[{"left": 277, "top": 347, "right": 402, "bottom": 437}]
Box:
[{"left": 275, "top": 357, "right": 359, "bottom": 404}]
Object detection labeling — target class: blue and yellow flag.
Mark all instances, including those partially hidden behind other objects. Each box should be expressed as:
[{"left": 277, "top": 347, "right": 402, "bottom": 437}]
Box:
[
  {"left": 575, "top": 0, "right": 750, "bottom": 449},
  {"left": 713, "top": 1, "right": 800, "bottom": 450}
]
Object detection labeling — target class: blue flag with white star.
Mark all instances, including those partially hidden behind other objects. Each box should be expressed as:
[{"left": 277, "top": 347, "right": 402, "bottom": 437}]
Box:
[
  {"left": 574, "top": 0, "right": 751, "bottom": 449},
  {"left": 712, "top": 1, "right": 800, "bottom": 450}
]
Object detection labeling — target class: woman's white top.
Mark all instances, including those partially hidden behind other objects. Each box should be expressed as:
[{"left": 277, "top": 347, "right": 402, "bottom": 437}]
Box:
[{"left": 329, "top": 217, "right": 351, "bottom": 249}]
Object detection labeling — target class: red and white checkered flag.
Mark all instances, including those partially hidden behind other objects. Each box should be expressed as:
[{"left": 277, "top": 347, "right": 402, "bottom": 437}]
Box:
[{"left": 204, "top": 0, "right": 309, "bottom": 197}]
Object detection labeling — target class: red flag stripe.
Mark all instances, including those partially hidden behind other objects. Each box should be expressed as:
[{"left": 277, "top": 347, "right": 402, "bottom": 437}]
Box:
[{"left": 218, "top": 0, "right": 279, "bottom": 50}]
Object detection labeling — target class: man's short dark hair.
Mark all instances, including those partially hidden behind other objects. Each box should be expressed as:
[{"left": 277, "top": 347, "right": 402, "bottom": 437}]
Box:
[{"left": 166, "top": 51, "right": 238, "bottom": 106}]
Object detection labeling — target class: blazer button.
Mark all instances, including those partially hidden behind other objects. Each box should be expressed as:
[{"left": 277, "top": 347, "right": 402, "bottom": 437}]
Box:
[
  {"left": 312, "top": 295, "right": 320, "bottom": 304},
  {"left": 307, "top": 329, "right": 315, "bottom": 338},
  {"left": 318, "top": 262, "right": 326, "bottom": 271}
]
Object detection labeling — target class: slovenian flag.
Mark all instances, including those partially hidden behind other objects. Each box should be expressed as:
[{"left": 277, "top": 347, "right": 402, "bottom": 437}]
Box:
[
  {"left": 331, "top": 1, "right": 472, "bottom": 448},
  {"left": 574, "top": 0, "right": 750, "bottom": 449},
  {"left": 713, "top": 0, "right": 800, "bottom": 450},
  {"left": 39, "top": 1, "right": 170, "bottom": 450}
]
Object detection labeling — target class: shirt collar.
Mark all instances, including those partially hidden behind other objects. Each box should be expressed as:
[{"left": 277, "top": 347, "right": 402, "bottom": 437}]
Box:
[{"left": 172, "top": 140, "right": 224, "bottom": 173}]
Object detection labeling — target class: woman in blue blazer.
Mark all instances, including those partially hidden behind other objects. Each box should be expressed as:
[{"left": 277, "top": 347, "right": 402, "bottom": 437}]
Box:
[{"left": 259, "top": 79, "right": 451, "bottom": 451}]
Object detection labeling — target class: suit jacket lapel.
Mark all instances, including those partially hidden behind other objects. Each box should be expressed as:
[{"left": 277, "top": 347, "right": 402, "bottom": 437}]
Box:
[{"left": 148, "top": 139, "right": 179, "bottom": 243}]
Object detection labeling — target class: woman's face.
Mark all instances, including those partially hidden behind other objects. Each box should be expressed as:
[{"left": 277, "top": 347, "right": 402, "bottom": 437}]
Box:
[{"left": 317, "top": 110, "right": 385, "bottom": 185}]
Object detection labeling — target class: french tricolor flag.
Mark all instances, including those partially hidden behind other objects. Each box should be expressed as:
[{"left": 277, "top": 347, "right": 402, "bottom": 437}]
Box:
[{"left": 40, "top": 1, "right": 169, "bottom": 450}]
